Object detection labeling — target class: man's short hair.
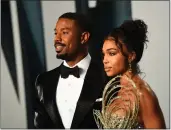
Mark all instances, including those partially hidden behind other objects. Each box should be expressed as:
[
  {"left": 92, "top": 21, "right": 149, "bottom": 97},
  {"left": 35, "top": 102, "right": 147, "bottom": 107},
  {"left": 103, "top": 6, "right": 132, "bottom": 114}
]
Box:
[{"left": 59, "top": 12, "right": 92, "bottom": 34}]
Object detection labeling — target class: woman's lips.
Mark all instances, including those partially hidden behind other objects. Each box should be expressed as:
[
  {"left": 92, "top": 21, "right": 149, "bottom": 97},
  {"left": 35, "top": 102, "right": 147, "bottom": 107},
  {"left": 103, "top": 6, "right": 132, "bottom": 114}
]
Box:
[{"left": 104, "top": 67, "right": 112, "bottom": 72}]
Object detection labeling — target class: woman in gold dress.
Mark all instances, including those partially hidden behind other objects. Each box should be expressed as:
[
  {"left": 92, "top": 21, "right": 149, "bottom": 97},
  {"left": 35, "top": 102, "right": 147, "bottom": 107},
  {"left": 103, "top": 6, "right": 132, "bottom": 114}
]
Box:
[{"left": 94, "top": 19, "right": 166, "bottom": 129}]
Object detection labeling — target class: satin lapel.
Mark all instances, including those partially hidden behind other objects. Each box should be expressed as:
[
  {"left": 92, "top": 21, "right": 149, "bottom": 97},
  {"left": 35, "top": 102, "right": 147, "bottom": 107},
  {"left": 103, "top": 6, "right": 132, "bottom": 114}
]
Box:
[
  {"left": 44, "top": 65, "right": 64, "bottom": 128},
  {"left": 71, "top": 61, "right": 104, "bottom": 128}
]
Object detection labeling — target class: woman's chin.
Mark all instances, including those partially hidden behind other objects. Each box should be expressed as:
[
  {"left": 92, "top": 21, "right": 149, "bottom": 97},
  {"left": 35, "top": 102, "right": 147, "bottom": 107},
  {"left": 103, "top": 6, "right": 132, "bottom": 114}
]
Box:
[
  {"left": 106, "top": 72, "right": 118, "bottom": 77},
  {"left": 106, "top": 72, "right": 114, "bottom": 77}
]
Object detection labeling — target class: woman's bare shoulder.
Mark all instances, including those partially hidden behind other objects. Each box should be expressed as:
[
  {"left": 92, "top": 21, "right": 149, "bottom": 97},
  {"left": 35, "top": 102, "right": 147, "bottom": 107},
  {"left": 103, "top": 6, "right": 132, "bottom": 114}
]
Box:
[
  {"left": 138, "top": 80, "right": 157, "bottom": 104},
  {"left": 134, "top": 77, "right": 166, "bottom": 128},
  {"left": 132, "top": 76, "right": 159, "bottom": 109}
]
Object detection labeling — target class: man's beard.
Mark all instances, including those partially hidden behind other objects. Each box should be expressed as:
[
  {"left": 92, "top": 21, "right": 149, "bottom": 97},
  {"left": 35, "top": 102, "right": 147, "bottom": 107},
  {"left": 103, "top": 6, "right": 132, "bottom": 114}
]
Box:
[{"left": 56, "top": 53, "right": 70, "bottom": 61}]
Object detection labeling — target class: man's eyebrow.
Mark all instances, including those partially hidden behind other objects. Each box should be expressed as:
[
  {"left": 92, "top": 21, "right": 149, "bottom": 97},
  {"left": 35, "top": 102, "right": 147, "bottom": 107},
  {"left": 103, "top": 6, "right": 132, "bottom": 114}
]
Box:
[{"left": 54, "top": 27, "right": 70, "bottom": 31}]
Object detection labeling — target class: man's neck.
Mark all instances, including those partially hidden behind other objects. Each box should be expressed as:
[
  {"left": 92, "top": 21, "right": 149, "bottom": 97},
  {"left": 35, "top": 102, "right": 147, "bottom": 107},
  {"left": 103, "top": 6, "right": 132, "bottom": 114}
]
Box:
[{"left": 65, "top": 53, "right": 88, "bottom": 67}]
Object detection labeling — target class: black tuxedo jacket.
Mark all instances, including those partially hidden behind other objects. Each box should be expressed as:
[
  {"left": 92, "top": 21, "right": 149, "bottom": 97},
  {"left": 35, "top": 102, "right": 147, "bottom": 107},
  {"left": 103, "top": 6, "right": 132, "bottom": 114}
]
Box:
[{"left": 34, "top": 60, "right": 105, "bottom": 129}]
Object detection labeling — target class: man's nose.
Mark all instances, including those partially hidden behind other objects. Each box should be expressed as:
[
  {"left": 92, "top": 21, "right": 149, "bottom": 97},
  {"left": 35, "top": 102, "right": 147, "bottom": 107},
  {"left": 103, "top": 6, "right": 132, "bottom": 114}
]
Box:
[{"left": 54, "top": 33, "right": 61, "bottom": 42}]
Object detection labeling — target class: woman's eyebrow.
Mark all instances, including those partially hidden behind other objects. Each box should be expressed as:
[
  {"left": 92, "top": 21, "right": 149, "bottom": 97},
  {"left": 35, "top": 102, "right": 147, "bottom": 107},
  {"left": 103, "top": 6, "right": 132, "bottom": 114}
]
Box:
[{"left": 106, "top": 48, "right": 117, "bottom": 51}]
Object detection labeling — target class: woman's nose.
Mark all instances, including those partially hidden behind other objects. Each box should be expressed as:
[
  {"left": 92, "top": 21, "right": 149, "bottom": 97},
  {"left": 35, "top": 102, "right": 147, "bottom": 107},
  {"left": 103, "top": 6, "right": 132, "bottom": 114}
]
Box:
[{"left": 103, "top": 56, "right": 109, "bottom": 64}]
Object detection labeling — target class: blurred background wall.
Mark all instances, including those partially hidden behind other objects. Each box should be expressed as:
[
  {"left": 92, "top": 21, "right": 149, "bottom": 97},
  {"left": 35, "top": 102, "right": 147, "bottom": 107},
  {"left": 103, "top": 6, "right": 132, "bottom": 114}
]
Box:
[
  {"left": 1, "top": 0, "right": 170, "bottom": 128},
  {"left": 132, "top": 1, "right": 169, "bottom": 128}
]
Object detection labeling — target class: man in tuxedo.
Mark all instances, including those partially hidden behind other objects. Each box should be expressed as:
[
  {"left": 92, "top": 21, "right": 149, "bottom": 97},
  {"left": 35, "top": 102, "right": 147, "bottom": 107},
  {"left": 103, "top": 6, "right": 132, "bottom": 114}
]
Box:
[{"left": 34, "top": 12, "right": 105, "bottom": 129}]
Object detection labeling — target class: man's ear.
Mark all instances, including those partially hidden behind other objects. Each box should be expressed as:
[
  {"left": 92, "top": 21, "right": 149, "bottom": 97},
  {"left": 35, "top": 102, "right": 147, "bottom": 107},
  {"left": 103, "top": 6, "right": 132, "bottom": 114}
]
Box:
[
  {"left": 81, "top": 32, "right": 90, "bottom": 44},
  {"left": 128, "top": 51, "right": 136, "bottom": 62}
]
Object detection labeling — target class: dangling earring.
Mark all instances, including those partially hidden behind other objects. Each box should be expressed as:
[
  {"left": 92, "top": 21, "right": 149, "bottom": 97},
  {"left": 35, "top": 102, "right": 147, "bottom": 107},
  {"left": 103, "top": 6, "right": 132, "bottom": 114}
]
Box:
[{"left": 129, "top": 62, "right": 132, "bottom": 73}]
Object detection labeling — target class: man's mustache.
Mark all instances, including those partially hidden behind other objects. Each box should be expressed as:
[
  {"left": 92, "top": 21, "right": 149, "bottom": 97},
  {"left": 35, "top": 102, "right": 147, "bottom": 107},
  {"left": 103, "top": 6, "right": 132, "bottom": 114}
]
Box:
[{"left": 54, "top": 42, "right": 65, "bottom": 47}]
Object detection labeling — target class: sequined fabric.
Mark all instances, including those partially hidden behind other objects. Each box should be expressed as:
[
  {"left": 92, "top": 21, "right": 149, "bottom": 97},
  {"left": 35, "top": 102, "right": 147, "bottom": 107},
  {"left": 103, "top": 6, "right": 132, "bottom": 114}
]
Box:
[{"left": 93, "top": 75, "right": 141, "bottom": 129}]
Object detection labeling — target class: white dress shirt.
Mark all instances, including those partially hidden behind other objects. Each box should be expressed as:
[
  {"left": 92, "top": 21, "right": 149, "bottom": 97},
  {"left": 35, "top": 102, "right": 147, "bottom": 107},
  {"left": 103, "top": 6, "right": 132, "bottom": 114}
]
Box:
[{"left": 56, "top": 54, "right": 91, "bottom": 128}]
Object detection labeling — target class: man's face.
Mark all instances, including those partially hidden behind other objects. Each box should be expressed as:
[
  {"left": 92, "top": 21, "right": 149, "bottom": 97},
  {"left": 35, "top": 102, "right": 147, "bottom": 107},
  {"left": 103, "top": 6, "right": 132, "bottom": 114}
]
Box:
[{"left": 54, "top": 18, "right": 81, "bottom": 60}]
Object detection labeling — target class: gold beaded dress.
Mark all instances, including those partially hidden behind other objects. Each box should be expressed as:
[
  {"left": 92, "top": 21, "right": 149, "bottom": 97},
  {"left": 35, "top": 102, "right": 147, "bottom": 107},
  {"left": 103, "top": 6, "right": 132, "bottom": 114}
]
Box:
[{"left": 93, "top": 75, "right": 144, "bottom": 129}]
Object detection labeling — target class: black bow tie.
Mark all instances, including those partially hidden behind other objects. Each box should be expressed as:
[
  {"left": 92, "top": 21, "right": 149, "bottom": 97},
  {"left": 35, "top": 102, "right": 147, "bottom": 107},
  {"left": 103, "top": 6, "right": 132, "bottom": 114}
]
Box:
[{"left": 60, "top": 64, "right": 80, "bottom": 78}]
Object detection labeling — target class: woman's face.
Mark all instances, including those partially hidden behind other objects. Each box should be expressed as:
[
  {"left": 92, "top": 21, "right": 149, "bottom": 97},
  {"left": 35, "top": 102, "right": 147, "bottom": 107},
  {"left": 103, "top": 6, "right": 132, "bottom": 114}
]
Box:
[{"left": 102, "top": 39, "right": 128, "bottom": 77}]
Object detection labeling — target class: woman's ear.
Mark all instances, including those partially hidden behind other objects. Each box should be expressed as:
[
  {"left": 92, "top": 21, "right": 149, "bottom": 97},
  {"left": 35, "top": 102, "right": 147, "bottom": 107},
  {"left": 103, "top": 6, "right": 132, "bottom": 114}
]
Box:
[
  {"left": 128, "top": 51, "right": 136, "bottom": 62},
  {"left": 81, "top": 32, "right": 90, "bottom": 44}
]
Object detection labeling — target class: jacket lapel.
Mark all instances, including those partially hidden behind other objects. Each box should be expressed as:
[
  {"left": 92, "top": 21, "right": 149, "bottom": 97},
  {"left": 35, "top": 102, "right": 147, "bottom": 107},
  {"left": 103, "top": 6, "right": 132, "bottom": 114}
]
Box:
[
  {"left": 71, "top": 61, "right": 104, "bottom": 128},
  {"left": 44, "top": 65, "right": 64, "bottom": 128}
]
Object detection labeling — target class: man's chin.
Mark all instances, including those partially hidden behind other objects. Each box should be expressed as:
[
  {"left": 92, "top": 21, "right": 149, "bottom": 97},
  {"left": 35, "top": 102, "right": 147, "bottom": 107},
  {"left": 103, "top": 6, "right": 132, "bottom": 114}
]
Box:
[{"left": 56, "top": 53, "right": 68, "bottom": 60}]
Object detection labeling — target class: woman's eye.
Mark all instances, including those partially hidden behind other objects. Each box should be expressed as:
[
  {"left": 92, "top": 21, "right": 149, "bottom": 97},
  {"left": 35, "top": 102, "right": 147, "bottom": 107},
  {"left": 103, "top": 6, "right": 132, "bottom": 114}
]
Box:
[{"left": 109, "top": 52, "right": 116, "bottom": 56}]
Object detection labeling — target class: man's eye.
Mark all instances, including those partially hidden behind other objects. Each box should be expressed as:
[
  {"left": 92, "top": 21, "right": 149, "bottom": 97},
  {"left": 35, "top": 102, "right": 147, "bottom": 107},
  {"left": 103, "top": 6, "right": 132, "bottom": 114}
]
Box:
[
  {"left": 63, "top": 31, "right": 69, "bottom": 34},
  {"left": 54, "top": 32, "right": 57, "bottom": 35}
]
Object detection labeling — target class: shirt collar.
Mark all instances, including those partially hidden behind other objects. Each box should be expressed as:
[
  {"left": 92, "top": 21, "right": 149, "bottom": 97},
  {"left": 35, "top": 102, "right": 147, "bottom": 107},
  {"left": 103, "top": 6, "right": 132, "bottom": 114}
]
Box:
[{"left": 63, "top": 53, "right": 91, "bottom": 78}]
